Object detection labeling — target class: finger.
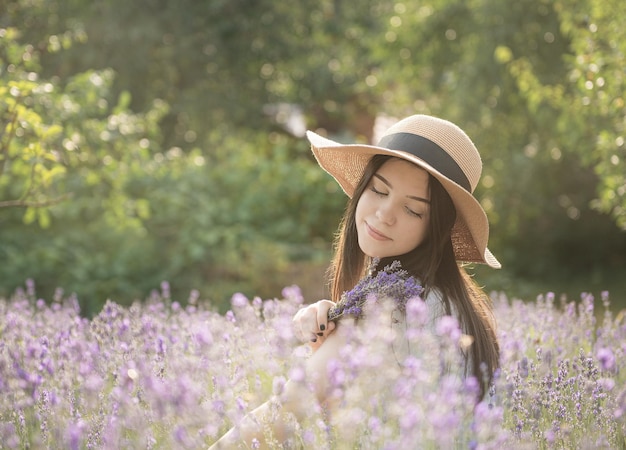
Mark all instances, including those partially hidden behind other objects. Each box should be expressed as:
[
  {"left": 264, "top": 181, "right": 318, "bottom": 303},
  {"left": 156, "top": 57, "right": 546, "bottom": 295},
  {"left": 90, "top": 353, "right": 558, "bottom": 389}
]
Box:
[
  {"left": 293, "top": 306, "right": 320, "bottom": 343},
  {"left": 292, "top": 308, "right": 314, "bottom": 342},
  {"left": 292, "top": 308, "right": 306, "bottom": 342},
  {"left": 316, "top": 300, "right": 335, "bottom": 333},
  {"left": 309, "top": 333, "right": 326, "bottom": 352}
]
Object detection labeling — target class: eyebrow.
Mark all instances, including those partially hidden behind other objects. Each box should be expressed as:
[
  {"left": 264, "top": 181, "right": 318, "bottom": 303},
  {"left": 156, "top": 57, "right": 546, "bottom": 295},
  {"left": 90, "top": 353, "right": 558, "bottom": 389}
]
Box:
[{"left": 374, "top": 173, "right": 431, "bottom": 204}]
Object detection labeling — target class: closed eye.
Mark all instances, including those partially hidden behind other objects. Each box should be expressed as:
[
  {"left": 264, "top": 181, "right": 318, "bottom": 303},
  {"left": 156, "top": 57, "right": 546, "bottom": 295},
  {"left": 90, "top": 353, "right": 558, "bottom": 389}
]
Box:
[
  {"left": 406, "top": 207, "right": 423, "bottom": 218},
  {"left": 370, "top": 186, "right": 387, "bottom": 197}
]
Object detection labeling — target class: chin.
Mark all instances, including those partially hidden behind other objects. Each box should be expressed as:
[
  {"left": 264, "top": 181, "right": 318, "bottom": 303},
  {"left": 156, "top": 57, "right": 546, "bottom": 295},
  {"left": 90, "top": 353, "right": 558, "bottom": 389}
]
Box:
[{"left": 361, "top": 247, "right": 391, "bottom": 259}]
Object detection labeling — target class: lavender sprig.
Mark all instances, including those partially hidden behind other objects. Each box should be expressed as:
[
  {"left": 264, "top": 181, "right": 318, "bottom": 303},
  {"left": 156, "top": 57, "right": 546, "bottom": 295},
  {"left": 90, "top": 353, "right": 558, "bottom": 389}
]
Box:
[{"left": 328, "top": 260, "right": 423, "bottom": 321}]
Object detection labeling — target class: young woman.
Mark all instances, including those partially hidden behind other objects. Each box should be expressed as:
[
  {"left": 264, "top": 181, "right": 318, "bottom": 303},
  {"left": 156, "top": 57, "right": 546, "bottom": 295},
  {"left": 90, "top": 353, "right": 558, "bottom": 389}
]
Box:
[{"left": 209, "top": 114, "right": 500, "bottom": 449}]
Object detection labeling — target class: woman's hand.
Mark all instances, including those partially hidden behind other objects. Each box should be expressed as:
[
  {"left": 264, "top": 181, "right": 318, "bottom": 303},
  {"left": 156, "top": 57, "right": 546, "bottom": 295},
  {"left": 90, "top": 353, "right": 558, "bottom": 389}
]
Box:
[{"left": 292, "top": 300, "right": 336, "bottom": 351}]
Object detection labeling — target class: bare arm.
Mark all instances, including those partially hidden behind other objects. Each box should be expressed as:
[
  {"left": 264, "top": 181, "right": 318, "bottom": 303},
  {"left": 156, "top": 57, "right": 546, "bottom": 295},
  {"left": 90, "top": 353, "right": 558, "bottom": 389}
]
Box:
[{"left": 209, "top": 321, "right": 350, "bottom": 449}]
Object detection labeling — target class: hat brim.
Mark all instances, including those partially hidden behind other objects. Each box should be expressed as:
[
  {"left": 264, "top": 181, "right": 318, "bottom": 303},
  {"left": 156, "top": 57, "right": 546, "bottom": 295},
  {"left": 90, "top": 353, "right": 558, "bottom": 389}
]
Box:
[{"left": 307, "top": 130, "right": 501, "bottom": 269}]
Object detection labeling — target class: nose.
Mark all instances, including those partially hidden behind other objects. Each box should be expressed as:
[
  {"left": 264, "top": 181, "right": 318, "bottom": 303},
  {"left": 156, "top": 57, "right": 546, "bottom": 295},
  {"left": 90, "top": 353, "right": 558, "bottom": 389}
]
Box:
[{"left": 376, "top": 204, "right": 396, "bottom": 225}]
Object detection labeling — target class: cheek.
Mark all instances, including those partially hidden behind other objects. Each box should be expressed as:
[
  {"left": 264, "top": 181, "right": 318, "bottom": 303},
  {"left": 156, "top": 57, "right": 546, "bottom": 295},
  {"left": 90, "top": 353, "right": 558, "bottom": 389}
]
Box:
[
  {"left": 405, "top": 220, "right": 429, "bottom": 249},
  {"left": 354, "top": 195, "right": 368, "bottom": 221}
]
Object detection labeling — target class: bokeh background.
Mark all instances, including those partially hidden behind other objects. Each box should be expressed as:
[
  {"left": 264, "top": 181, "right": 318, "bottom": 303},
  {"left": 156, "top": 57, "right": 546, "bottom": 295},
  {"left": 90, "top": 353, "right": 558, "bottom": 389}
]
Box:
[{"left": 2, "top": 0, "right": 625, "bottom": 316}]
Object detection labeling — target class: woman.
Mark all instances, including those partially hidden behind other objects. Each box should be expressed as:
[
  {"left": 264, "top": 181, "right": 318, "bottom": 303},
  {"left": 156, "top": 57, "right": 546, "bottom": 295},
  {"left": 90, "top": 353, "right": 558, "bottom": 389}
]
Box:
[{"left": 210, "top": 114, "right": 500, "bottom": 449}]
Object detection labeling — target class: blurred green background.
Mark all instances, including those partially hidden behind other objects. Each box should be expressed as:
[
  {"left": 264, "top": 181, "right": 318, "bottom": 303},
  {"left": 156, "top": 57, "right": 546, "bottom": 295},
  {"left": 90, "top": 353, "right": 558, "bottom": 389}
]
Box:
[{"left": 1, "top": 0, "right": 625, "bottom": 315}]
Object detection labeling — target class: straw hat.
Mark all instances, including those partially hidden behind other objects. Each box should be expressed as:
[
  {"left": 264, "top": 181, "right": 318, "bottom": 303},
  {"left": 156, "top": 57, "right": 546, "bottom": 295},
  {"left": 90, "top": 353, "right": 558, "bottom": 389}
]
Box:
[{"left": 307, "top": 114, "right": 501, "bottom": 269}]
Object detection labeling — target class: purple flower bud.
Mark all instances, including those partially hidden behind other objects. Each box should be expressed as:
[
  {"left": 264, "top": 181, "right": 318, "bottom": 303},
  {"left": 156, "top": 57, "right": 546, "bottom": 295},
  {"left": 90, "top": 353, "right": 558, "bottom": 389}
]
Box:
[
  {"left": 436, "top": 315, "right": 461, "bottom": 341},
  {"left": 53, "top": 287, "right": 64, "bottom": 303},
  {"left": 273, "top": 376, "right": 287, "bottom": 395},
  {"left": 174, "top": 426, "right": 189, "bottom": 445},
  {"left": 65, "top": 420, "right": 86, "bottom": 450},
  {"left": 327, "top": 359, "right": 346, "bottom": 388},
  {"left": 302, "top": 430, "right": 315, "bottom": 444},
  {"left": 405, "top": 296, "right": 427, "bottom": 325},
  {"left": 194, "top": 328, "right": 213, "bottom": 346},
  {"left": 518, "top": 357, "right": 529, "bottom": 378},
  {"left": 213, "top": 399, "right": 225, "bottom": 414},
  {"left": 464, "top": 376, "right": 480, "bottom": 396},
  {"left": 597, "top": 348, "right": 615, "bottom": 371},
  {"left": 231, "top": 292, "right": 249, "bottom": 308},
  {"left": 236, "top": 396, "right": 247, "bottom": 411},
  {"left": 160, "top": 281, "right": 171, "bottom": 299},
  {"left": 188, "top": 289, "right": 200, "bottom": 305},
  {"left": 289, "top": 366, "right": 305, "bottom": 382},
  {"left": 25, "top": 279, "right": 36, "bottom": 297},
  {"left": 157, "top": 336, "right": 167, "bottom": 354},
  {"left": 282, "top": 285, "right": 304, "bottom": 304},
  {"left": 368, "top": 416, "right": 381, "bottom": 435},
  {"left": 599, "top": 378, "right": 615, "bottom": 391},
  {"left": 601, "top": 291, "right": 609, "bottom": 305}
]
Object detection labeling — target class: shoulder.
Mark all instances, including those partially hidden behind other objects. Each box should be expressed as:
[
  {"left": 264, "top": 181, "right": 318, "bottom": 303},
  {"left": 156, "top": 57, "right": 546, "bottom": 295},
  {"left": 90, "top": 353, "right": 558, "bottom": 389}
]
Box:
[
  {"left": 422, "top": 288, "right": 447, "bottom": 326},
  {"left": 423, "top": 288, "right": 444, "bottom": 311}
]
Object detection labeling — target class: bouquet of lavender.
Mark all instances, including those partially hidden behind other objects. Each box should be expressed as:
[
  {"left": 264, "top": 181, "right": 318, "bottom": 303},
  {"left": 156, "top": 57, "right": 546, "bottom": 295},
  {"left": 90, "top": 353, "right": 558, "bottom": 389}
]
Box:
[{"left": 328, "top": 260, "right": 423, "bottom": 321}]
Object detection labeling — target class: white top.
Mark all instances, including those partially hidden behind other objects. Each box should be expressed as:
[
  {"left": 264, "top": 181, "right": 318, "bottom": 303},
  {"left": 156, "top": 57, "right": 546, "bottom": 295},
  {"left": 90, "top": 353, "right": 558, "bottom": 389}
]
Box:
[{"left": 386, "top": 288, "right": 469, "bottom": 379}]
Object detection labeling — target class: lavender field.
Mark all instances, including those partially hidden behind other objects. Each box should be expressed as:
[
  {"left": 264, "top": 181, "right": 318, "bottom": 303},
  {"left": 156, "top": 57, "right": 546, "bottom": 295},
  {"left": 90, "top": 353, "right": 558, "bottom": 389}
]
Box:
[{"left": 1, "top": 282, "right": 625, "bottom": 449}]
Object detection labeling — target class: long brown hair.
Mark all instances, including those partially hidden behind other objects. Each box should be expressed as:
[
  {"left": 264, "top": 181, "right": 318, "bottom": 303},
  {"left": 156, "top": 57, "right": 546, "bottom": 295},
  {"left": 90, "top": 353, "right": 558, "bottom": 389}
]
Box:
[{"left": 329, "top": 154, "right": 499, "bottom": 398}]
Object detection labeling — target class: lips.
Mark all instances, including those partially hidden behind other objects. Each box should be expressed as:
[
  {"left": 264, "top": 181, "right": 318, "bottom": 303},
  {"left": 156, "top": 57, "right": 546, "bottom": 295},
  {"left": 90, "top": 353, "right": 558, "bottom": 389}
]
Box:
[{"left": 365, "top": 222, "right": 391, "bottom": 241}]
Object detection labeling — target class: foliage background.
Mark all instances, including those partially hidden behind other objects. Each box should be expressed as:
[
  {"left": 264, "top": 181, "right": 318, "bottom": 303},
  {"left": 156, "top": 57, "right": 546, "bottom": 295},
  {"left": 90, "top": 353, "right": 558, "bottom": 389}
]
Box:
[{"left": 1, "top": 0, "right": 626, "bottom": 315}]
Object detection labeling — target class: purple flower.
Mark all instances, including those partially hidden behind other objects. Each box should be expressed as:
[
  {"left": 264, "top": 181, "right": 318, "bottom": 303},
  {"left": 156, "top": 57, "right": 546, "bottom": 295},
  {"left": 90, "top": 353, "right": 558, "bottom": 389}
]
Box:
[
  {"left": 282, "top": 285, "right": 304, "bottom": 304},
  {"left": 518, "top": 357, "right": 529, "bottom": 378},
  {"left": 25, "top": 279, "right": 36, "bottom": 297},
  {"left": 601, "top": 290, "right": 610, "bottom": 307},
  {"left": 231, "top": 292, "right": 249, "bottom": 308},
  {"left": 436, "top": 315, "right": 461, "bottom": 341},
  {"left": 327, "top": 359, "right": 346, "bottom": 388},
  {"left": 272, "top": 376, "right": 287, "bottom": 395},
  {"left": 368, "top": 416, "right": 382, "bottom": 435},
  {"left": 160, "top": 281, "right": 171, "bottom": 299},
  {"left": 597, "top": 348, "right": 615, "bottom": 371},
  {"left": 188, "top": 289, "right": 200, "bottom": 305},
  {"left": 405, "top": 296, "right": 428, "bottom": 327},
  {"left": 328, "top": 260, "right": 423, "bottom": 321},
  {"left": 399, "top": 406, "right": 419, "bottom": 430},
  {"left": 464, "top": 376, "right": 480, "bottom": 397},
  {"left": 236, "top": 396, "right": 247, "bottom": 411},
  {"left": 174, "top": 426, "right": 189, "bottom": 446},
  {"left": 65, "top": 420, "right": 86, "bottom": 450}
]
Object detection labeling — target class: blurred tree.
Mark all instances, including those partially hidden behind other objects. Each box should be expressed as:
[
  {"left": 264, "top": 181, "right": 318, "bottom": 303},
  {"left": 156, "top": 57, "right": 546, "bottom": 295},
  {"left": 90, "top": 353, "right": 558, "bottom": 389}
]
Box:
[
  {"left": 460, "top": 0, "right": 626, "bottom": 285},
  {"left": 1, "top": 28, "right": 69, "bottom": 225},
  {"left": 2, "top": 0, "right": 625, "bottom": 309},
  {"left": 371, "top": 0, "right": 626, "bottom": 286},
  {"left": 0, "top": 12, "right": 346, "bottom": 311},
  {"left": 10, "top": 0, "right": 401, "bottom": 146},
  {"left": 547, "top": 0, "right": 625, "bottom": 229},
  {"left": 0, "top": 26, "right": 168, "bottom": 228},
  {"left": 1, "top": 25, "right": 168, "bottom": 312}
]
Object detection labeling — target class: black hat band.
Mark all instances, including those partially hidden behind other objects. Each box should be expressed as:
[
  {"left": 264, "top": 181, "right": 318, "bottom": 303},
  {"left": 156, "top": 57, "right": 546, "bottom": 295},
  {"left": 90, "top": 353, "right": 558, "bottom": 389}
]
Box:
[{"left": 378, "top": 132, "right": 472, "bottom": 192}]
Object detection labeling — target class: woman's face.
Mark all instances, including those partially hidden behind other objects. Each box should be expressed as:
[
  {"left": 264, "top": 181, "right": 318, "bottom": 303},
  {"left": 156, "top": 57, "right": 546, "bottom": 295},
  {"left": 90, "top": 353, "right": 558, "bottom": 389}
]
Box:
[{"left": 355, "top": 158, "right": 431, "bottom": 258}]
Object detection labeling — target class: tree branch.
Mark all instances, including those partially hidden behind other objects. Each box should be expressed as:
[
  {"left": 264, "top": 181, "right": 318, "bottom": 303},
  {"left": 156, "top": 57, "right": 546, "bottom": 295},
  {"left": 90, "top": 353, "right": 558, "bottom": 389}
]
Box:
[
  {"left": 0, "top": 108, "right": 19, "bottom": 178},
  {"left": 0, "top": 193, "right": 73, "bottom": 209}
]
